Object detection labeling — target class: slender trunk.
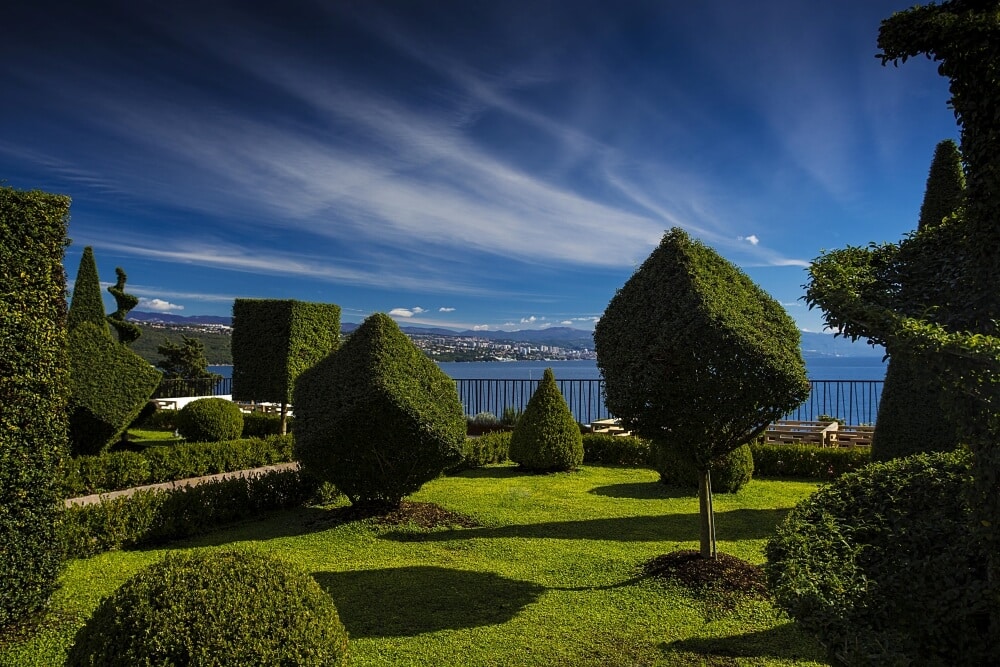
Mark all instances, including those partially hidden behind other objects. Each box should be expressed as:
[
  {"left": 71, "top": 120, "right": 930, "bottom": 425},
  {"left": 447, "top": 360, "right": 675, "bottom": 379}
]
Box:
[
  {"left": 698, "top": 468, "right": 717, "bottom": 559},
  {"left": 280, "top": 401, "right": 288, "bottom": 436}
]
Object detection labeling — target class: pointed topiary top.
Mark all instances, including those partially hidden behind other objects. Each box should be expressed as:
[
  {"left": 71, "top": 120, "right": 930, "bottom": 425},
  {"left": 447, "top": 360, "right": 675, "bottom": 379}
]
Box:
[
  {"left": 509, "top": 367, "right": 583, "bottom": 471},
  {"left": 918, "top": 139, "right": 965, "bottom": 231},
  {"left": 67, "top": 246, "right": 110, "bottom": 337}
]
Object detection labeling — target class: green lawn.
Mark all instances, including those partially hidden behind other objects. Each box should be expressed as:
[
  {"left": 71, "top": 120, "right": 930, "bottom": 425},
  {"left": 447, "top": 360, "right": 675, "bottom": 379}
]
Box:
[{"left": 2, "top": 466, "right": 830, "bottom": 666}]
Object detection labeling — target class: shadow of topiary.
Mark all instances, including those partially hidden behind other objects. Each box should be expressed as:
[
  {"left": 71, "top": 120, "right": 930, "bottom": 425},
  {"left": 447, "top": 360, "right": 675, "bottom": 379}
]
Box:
[
  {"left": 312, "top": 566, "right": 544, "bottom": 638},
  {"left": 587, "top": 481, "right": 692, "bottom": 500},
  {"left": 659, "top": 623, "right": 827, "bottom": 664}
]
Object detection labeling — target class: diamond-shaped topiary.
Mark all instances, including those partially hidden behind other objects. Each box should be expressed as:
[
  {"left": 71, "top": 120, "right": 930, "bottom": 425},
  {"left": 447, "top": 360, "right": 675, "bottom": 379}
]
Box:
[
  {"left": 293, "top": 313, "right": 465, "bottom": 510},
  {"left": 509, "top": 368, "right": 583, "bottom": 471},
  {"left": 66, "top": 548, "right": 348, "bottom": 666}
]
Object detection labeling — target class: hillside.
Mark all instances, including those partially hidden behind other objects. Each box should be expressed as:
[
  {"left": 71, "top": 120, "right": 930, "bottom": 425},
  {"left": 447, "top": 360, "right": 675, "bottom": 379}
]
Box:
[{"left": 129, "top": 323, "right": 232, "bottom": 365}]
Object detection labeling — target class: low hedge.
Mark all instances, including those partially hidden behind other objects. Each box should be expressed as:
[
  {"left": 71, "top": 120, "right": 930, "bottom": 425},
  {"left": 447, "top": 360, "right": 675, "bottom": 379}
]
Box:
[
  {"left": 750, "top": 442, "right": 870, "bottom": 479},
  {"left": 62, "top": 468, "right": 320, "bottom": 558},
  {"left": 60, "top": 435, "right": 295, "bottom": 497},
  {"left": 582, "top": 433, "right": 653, "bottom": 466},
  {"left": 456, "top": 431, "right": 512, "bottom": 470}
]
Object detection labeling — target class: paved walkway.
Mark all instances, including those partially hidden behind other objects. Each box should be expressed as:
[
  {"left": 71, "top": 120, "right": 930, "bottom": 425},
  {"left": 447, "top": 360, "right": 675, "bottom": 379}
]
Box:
[{"left": 65, "top": 462, "right": 300, "bottom": 507}]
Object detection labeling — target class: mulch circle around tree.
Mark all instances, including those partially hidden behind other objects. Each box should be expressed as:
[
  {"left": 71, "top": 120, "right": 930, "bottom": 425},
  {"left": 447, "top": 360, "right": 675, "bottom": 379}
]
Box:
[
  {"left": 643, "top": 550, "right": 767, "bottom": 597},
  {"left": 308, "top": 501, "right": 482, "bottom": 530}
]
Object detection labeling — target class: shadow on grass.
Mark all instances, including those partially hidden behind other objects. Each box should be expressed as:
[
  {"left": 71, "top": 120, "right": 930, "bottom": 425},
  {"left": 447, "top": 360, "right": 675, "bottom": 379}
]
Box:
[
  {"left": 588, "top": 481, "right": 693, "bottom": 500},
  {"left": 659, "top": 623, "right": 827, "bottom": 664},
  {"left": 160, "top": 505, "right": 356, "bottom": 550},
  {"left": 313, "top": 566, "right": 544, "bottom": 638},
  {"left": 382, "top": 508, "right": 788, "bottom": 543},
  {"left": 446, "top": 465, "right": 524, "bottom": 479}
]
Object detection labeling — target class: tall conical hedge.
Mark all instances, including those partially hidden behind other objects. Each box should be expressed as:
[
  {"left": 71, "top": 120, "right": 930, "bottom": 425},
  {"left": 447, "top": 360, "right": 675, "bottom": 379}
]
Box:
[
  {"left": 873, "top": 140, "right": 966, "bottom": 461},
  {"left": 509, "top": 368, "right": 583, "bottom": 471},
  {"left": 293, "top": 313, "right": 464, "bottom": 510},
  {"left": 67, "top": 246, "right": 110, "bottom": 336}
]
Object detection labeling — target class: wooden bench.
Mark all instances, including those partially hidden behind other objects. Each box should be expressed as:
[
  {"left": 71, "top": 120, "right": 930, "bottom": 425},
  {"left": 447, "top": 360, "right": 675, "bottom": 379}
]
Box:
[
  {"left": 590, "top": 418, "right": 631, "bottom": 436},
  {"left": 828, "top": 425, "right": 874, "bottom": 447},
  {"left": 763, "top": 420, "right": 839, "bottom": 447}
]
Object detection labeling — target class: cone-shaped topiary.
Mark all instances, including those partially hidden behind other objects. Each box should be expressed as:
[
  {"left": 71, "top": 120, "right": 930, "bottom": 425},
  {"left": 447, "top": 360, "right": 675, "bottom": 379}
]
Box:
[
  {"left": 176, "top": 397, "right": 244, "bottom": 442},
  {"left": 509, "top": 368, "right": 583, "bottom": 471},
  {"left": 67, "top": 246, "right": 110, "bottom": 336},
  {"left": 66, "top": 548, "right": 349, "bottom": 667},
  {"left": 293, "top": 313, "right": 465, "bottom": 510}
]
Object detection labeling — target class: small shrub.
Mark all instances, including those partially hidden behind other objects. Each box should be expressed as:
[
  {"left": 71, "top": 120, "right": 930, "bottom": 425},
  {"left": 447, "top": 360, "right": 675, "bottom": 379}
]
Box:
[
  {"left": 500, "top": 406, "right": 522, "bottom": 427},
  {"left": 766, "top": 450, "right": 991, "bottom": 666},
  {"left": 457, "top": 431, "right": 512, "bottom": 469},
  {"left": 750, "top": 442, "right": 870, "bottom": 479},
  {"left": 137, "top": 406, "right": 179, "bottom": 431},
  {"left": 66, "top": 549, "right": 348, "bottom": 666},
  {"left": 176, "top": 398, "right": 244, "bottom": 443},
  {"left": 470, "top": 411, "right": 499, "bottom": 425},
  {"left": 582, "top": 433, "right": 654, "bottom": 466},
  {"left": 656, "top": 442, "right": 753, "bottom": 493},
  {"left": 241, "top": 412, "right": 291, "bottom": 438},
  {"left": 509, "top": 368, "right": 583, "bottom": 471}
]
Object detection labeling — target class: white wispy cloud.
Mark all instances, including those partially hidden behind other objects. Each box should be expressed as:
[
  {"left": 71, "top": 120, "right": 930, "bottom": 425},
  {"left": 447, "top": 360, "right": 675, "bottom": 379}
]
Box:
[
  {"left": 438, "top": 307, "right": 456, "bottom": 312},
  {"left": 138, "top": 297, "right": 184, "bottom": 312},
  {"left": 739, "top": 234, "right": 760, "bottom": 245},
  {"left": 389, "top": 307, "right": 426, "bottom": 318}
]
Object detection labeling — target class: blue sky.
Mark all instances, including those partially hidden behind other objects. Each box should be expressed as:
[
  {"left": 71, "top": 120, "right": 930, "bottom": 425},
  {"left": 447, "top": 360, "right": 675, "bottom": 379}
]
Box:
[{"left": 2, "top": 1, "right": 958, "bottom": 332}]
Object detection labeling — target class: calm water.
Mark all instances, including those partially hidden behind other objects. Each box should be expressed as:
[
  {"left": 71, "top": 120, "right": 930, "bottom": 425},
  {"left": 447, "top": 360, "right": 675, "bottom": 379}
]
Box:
[{"left": 211, "top": 356, "right": 887, "bottom": 381}]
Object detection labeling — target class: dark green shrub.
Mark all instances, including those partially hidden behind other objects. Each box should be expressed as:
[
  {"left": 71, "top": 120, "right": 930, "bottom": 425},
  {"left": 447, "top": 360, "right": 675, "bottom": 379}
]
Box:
[
  {"left": 457, "top": 431, "right": 512, "bottom": 470},
  {"left": 294, "top": 313, "right": 465, "bottom": 509},
  {"left": 241, "top": 412, "right": 291, "bottom": 438},
  {"left": 509, "top": 368, "right": 583, "bottom": 471},
  {"left": 62, "top": 468, "right": 317, "bottom": 557},
  {"left": 656, "top": 442, "right": 753, "bottom": 493},
  {"left": 137, "top": 406, "right": 179, "bottom": 430},
  {"left": 594, "top": 228, "right": 809, "bottom": 557},
  {"left": 176, "top": 397, "right": 244, "bottom": 443},
  {"left": 0, "top": 185, "right": 70, "bottom": 627},
  {"left": 766, "top": 450, "right": 990, "bottom": 666},
  {"left": 750, "top": 442, "right": 870, "bottom": 479},
  {"left": 66, "top": 548, "right": 348, "bottom": 666},
  {"left": 582, "top": 433, "right": 653, "bottom": 466},
  {"left": 67, "top": 246, "right": 110, "bottom": 336},
  {"left": 232, "top": 299, "right": 341, "bottom": 434},
  {"left": 501, "top": 406, "right": 522, "bottom": 427},
  {"left": 68, "top": 322, "right": 162, "bottom": 456}
]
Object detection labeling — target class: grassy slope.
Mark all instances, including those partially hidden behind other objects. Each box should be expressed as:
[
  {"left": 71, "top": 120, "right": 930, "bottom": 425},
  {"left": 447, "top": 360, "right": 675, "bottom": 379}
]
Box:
[{"left": 2, "top": 467, "right": 829, "bottom": 666}]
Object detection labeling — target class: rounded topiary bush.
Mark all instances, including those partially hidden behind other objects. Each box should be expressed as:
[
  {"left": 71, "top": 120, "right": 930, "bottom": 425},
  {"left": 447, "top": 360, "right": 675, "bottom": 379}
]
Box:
[
  {"left": 765, "top": 450, "right": 991, "bottom": 666},
  {"left": 66, "top": 549, "right": 348, "bottom": 667},
  {"left": 176, "top": 397, "right": 244, "bottom": 443},
  {"left": 656, "top": 442, "right": 753, "bottom": 493},
  {"left": 509, "top": 368, "right": 583, "bottom": 471}
]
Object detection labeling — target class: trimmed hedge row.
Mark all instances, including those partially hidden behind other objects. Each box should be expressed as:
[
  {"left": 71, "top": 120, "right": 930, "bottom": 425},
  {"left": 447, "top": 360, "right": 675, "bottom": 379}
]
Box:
[
  {"left": 750, "top": 442, "right": 871, "bottom": 478},
  {"left": 61, "top": 435, "right": 295, "bottom": 497},
  {"left": 62, "top": 468, "right": 319, "bottom": 558},
  {"left": 0, "top": 185, "right": 71, "bottom": 628},
  {"left": 138, "top": 408, "right": 290, "bottom": 439},
  {"left": 582, "top": 433, "right": 653, "bottom": 466}
]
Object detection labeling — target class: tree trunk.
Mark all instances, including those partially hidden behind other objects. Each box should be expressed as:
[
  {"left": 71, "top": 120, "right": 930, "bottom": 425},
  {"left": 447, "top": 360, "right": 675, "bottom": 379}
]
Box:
[
  {"left": 280, "top": 401, "right": 288, "bottom": 436},
  {"left": 698, "top": 468, "right": 717, "bottom": 559}
]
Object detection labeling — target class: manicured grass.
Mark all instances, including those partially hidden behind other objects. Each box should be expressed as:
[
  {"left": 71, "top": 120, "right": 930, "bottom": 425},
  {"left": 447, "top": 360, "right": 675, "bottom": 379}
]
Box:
[
  {"left": 125, "top": 427, "right": 181, "bottom": 443},
  {"left": 1, "top": 466, "right": 830, "bottom": 666}
]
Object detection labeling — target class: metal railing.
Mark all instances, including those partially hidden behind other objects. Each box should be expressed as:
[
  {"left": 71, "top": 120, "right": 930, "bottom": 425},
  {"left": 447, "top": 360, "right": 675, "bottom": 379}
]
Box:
[{"left": 157, "top": 375, "right": 883, "bottom": 427}]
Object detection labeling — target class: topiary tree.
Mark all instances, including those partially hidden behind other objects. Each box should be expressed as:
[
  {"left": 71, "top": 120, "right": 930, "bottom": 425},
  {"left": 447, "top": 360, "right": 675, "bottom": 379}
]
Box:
[
  {"left": 0, "top": 185, "right": 70, "bottom": 628},
  {"left": 509, "top": 368, "right": 583, "bottom": 471},
  {"left": 766, "top": 450, "right": 990, "bottom": 665},
  {"left": 66, "top": 548, "right": 349, "bottom": 666},
  {"left": 293, "top": 312, "right": 465, "bottom": 510},
  {"left": 67, "top": 246, "right": 110, "bottom": 336},
  {"left": 156, "top": 335, "right": 220, "bottom": 397},
  {"left": 176, "top": 397, "right": 244, "bottom": 442},
  {"left": 657, "top": 442, "right": 753, "bottom": 493},
  {"left": 232, "top": 299, "right": 341, "bottom": 434},
  {"left": 106, "top": 267, "right": 142, "bottom": 345},
  {"left": 872, "top": 139, "right": 966, "bottom": 461},
  {"left": 594, "top": 228, "right": 809, "bottom": 559}
]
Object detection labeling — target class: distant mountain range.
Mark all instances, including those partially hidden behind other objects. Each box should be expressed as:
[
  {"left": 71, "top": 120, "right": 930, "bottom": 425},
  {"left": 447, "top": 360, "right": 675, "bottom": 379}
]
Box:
[{"left": 128, "top": 311, "right": 885, "bottom": 358}]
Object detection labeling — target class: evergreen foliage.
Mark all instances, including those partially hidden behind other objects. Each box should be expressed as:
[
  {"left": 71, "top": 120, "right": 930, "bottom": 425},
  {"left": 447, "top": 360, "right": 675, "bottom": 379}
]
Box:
[
  {"left": 156, "top": 334, "right": 217, "bottom": 380},
  {"left": 232, "top": 299, "right": 341, "bottom": 434},
  {"left": 509, "top": 368, "right": 583, "bottom": 471},
  {"left": 66, "top": 549, "right": 349, "bottom": 666},
  {"left": 106, "top": 267, "right": 141, "bottom": 345},
  {"left": 293, "top": 313, "right": 465, "bottom": 510},
  {"left": 657, "top": 442, "right": 753, "bottom": 493},
  {"left": 766, "top": 450, "right": 990, "bottom": 666},
  {"left": 594, "top": 228, "right": 809, "bottom": 558},
  {"left": 0, "top": 185, "right": 70, "bottom": 628},
  {"left": 176, "top": 397, "right": 244, "bottom": 442},
  {"left": 67, "top": 246, "right": 110, "bottom": 336},
  {"left": 68, "top": 322, "right": 162, "bottom": 456},
  {"left": 872, "top": 140, "right": 965, "bottom": 461}
]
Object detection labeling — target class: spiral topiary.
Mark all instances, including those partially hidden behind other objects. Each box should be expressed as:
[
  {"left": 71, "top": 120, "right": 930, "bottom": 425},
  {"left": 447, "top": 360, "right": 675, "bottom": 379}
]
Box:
[
  {"left": 766, "top": 450, "right": 990, "bottom": 666},
  {"left": 509, "top": 368, "right": 583, "bottom": 471},
  {"left": 656, "top": 442, "right": 753, "bottom": 493},
  {"left": 66, "top": 548, "right": 348, "bottom": 667},
  {"left": 176, "top": 397, "right": 244, "bottom": 443}
]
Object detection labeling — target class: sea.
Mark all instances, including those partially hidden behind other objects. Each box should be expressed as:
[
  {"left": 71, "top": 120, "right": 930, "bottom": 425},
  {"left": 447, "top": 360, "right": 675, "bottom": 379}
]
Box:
[{"left": 210, "top": 356, "right": 887, "bottom": 382}]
